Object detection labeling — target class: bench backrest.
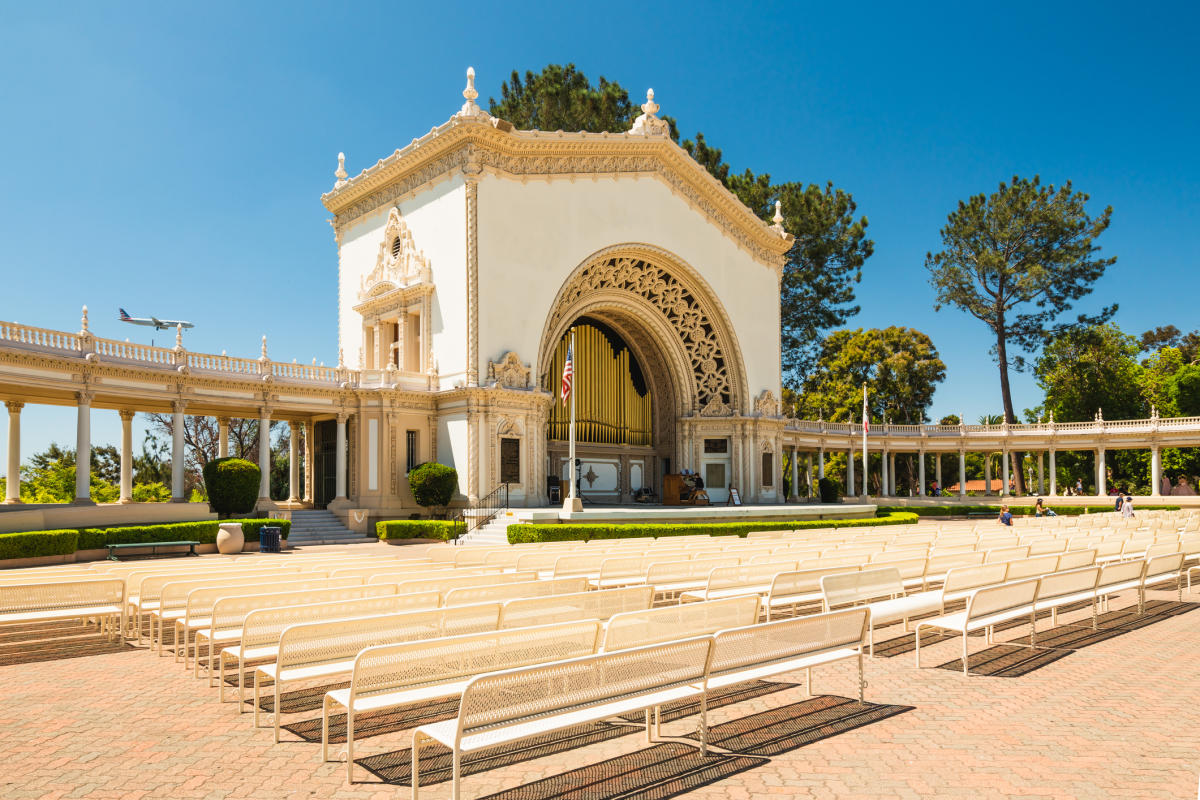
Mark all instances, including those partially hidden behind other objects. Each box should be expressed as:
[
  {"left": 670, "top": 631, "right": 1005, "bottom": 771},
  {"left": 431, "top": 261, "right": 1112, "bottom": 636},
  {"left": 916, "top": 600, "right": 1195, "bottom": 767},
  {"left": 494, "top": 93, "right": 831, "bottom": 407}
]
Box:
[
  {"left": 821, "top": 567, "right": 904, "bottom": 610},
  {"left": 351, "top": 621, "right": 602, "bottom": 701},
  {"left": 1027, "top": 539, "right": 1068, "bottom": 556},
  {"left": 185, "top": 577, "right": 363, "bottom": 618},
  {"left": 597, "top": 556, "right": 647, "bottom": 580},
  {"left": 239, "top": 591, "right": 442, "bottom": 651},
  {"left": 965, "top": 578, "right": 1039, "bottom": 619},
  {"left": 386, "top": 571, "right": 537, "bottom": 595},
  {"left": 925, "top": 551, "right": 986, "bottom": 575},
  {"left": 454, "top": 548, "right": 508, "bottom": 567},
  {"left": 276, "top": 602, "right": 503, "bottom": 671},
  {"left": 158, "top": 573, "right": 327, "bottom": 612},
  {"left": 514, "top": 552, "right": 564, "bottom": 572},
  {"left": 985, "top": 546, "right": 1031, "bottom": 563},
  {"left": 708, "top": 607, "right": 868, "bottom": 679},
  {"left": 602, "top": 596, "right": 759, "bottom": 651},
  {"left": 0, "top": 578, "right": 124, "bottom": 614},
  {"left": 1003, "top": 555, "right": 1061, "bottom": 581},
  {"left": 133, "top": 567, "right": 303, "bottom": 600},
  {"left": 1097, "top": 559, "right": 1145, "bottom": 591},
  {"left": 942, "top": 563, "right": 1009, "bottom": 597},
  {"left": 1056, "top": 549, "right": 1097, "bottom": 570},
  {"left": 443, "top": 577, "right": 588, "bottom": 606},
  {"left": 771, "top": 566, "right": 861, "bottom": 601},
  {"left": 456, "top": 636, "right": 713, "bottom": 736},
  {"left": 644, "top": 558, "right": 727, "bottom": 585},
  {"left": 208, "top": 583, "right": 398, "bottom": 634},
  {"left": 1035, "top": 567, "right": 1100, "bottom": 602},
  {"left": 704, "top": 562, "right": 798, "bottom": 594},
  {"left": 1144, "top": 552, "right": 1185, "bottom": 581},
  {"left": 552, "top": 554, "right": 607, "bottom": 578},
  {"left": 498, "top": 586, "right": 653, "bottom": 629}
]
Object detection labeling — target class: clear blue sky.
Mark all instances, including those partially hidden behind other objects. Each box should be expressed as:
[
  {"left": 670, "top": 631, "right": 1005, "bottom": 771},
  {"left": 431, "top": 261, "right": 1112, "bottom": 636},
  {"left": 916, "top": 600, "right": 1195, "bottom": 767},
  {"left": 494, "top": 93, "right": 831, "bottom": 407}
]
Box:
[{"left": 1, "top": 1, "right": 1197, "bottom": 464}]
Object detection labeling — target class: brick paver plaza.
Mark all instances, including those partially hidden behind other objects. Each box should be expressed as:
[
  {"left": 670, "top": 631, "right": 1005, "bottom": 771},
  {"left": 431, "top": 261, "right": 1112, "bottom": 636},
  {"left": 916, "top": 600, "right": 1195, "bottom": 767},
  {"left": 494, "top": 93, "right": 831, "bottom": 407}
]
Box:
[{"left": 2, "top": 535, "right": 1197, "bottom": 800}]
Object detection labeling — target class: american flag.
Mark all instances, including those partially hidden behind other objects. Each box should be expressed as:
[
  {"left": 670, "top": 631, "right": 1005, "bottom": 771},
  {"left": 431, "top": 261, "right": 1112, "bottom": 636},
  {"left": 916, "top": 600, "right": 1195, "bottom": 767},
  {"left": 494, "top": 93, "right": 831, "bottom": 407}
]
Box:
[
  {"left": 862, "top": 384, "right": 869, "bottom": 434},
  {"left": 561, "top": 342, "right": 574, "bottom": 404}
]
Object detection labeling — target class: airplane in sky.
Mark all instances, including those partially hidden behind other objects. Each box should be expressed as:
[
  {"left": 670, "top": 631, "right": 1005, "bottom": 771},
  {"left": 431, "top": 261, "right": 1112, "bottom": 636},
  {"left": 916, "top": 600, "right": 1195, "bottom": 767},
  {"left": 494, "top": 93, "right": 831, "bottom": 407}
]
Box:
[{"left": 118, "top": 308, "right": 194, "bottom": 331}]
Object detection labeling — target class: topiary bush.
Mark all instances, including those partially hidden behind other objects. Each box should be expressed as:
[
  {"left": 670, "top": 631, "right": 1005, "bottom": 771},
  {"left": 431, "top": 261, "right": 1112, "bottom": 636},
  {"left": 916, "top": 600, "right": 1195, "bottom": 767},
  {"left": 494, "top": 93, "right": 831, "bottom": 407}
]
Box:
[
  {"left": 202, "top": 457, "right": 260, "bottom": 518},
  {"left": 407, "top": 463, "right": 458, "bottom": 517},
  {"left": 818, "top": 477, "right": 841, "bottom": 504}
]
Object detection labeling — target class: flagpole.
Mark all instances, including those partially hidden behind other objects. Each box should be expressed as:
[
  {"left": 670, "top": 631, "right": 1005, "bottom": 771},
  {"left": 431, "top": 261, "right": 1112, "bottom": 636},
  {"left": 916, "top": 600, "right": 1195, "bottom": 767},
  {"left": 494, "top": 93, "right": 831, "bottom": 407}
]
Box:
[
  {"left": 564, "top": 327, "right": 581, "bottom": 512},
  {"left": 861, "top": 383, "right": 869, "bottom": 499}
]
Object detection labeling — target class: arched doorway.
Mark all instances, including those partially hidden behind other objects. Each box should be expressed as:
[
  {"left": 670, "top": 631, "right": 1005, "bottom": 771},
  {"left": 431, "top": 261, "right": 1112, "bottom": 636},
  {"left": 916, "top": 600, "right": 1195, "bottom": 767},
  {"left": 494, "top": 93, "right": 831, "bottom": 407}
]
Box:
[{"left": 538, "top": 245, "right": 749, "bottom": 504}]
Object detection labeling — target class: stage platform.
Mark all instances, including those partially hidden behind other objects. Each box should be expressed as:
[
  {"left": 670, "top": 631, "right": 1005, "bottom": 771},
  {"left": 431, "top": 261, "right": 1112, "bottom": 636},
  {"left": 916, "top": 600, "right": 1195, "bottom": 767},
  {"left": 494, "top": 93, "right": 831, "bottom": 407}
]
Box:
[{"left": 485, "top": 501, "right": 878, "bottom": 526}]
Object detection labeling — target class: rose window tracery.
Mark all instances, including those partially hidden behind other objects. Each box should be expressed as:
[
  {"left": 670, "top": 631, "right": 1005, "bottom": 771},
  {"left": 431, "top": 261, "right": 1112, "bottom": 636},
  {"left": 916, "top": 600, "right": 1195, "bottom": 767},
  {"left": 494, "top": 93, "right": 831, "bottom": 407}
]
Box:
[{"left": 550, "top": 256, "right": 733, "bottom": 410}]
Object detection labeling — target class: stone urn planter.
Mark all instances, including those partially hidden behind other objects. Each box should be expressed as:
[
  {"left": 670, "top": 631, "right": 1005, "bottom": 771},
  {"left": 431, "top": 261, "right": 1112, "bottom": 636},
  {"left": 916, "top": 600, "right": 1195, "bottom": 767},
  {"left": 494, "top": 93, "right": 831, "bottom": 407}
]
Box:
[{"left": 216, "top": 522, "right": 245, "bottom": 555}]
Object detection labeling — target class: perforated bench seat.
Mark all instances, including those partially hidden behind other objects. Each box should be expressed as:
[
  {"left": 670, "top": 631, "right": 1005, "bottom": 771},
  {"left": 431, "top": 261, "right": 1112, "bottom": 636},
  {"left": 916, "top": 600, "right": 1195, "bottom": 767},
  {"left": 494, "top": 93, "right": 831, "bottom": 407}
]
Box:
[
  {"left": 705, "top": 646, "right": 860, "bottom": 690},
  {"left": 0, "top": 604, "right": 123, "bottom": 625},
  {"left": 679, "top": 583, "right": 772, "bottom": 602}
]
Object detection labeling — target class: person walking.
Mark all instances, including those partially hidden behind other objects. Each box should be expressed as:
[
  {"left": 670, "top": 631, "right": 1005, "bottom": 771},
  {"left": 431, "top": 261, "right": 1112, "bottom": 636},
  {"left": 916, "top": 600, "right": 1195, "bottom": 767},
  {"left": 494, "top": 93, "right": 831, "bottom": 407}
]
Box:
[{"left": 1121, "top": 492, "right": 1134, "bottom": 518}]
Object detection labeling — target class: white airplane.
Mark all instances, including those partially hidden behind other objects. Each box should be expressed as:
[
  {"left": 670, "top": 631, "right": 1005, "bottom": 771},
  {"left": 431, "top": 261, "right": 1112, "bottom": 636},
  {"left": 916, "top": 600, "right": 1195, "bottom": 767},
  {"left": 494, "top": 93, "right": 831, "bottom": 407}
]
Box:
[{"left": 118, "top": 308, "right": 194, "bottom": 331}]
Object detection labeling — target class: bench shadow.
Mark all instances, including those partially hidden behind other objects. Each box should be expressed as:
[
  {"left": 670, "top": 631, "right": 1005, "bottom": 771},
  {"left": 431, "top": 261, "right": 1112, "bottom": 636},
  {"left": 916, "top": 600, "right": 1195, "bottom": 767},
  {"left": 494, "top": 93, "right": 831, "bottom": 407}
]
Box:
[
  {"left": 476, "top": 742, "right": 766, "bottom": 800},
  {"left": 0, "top": 621, "right": 136, "bottom": 666},
  {"left": 682, "top": 694, "right": 913, "bottom": 757}
]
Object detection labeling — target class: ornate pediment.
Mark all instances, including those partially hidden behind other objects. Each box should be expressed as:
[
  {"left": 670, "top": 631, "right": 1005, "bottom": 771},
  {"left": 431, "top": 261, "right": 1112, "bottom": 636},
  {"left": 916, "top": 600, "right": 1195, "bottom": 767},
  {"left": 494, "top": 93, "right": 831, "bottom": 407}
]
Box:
[
  {"left": 358, "top": 208, "right": 432, "bottom": 300},
  {"left": 699, "top": 397, "right": 732, "bottom": 417},
  {"left": 487, "top": 351, "right": 531, "bottom": 389},
  {"left": 754, "top": 389, "right": 779, "bottom": 417}
]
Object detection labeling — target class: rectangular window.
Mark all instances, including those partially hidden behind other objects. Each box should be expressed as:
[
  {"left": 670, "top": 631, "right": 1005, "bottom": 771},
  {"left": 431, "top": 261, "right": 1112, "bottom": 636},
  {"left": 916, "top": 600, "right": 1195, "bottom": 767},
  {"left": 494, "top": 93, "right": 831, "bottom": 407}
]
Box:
[
  {"left": 704, "top": 438, "right": 729, "bottom": 454},
  {"left": 705, "top": 463, "right": 726, "bottom": 490},
  {"left": 500, "top": 438, "right": 520, "bottom": 484},
  {"left": 405, "top": 430, "right": 418, "bottom": 473},
  {"left": 762, "top": 452, "right": 774, "bottom": 486}
]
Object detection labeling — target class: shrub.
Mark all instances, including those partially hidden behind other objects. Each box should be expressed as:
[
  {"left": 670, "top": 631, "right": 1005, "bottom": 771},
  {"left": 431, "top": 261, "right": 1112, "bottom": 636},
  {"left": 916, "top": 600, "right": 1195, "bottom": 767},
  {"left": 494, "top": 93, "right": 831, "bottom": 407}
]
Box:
[
  {"left": 132, "top": 482, "right": 171, "bottom": 503},
  {"left": 202, "top": 457, "right": 260, "bottom": 518},
  {"left": 875, "top": 504, "right": 1181, "bottom": 517},
  {"left": 407, "top": 463, "right": 458, "bottom": 515},
  {"left": 507, "top": 512, "right": 918, "bottom": 544},
  {"left": 818, "top": 478, "right": 840, "bottom": 504},
  {"left": 0, "top": 529, "right": 79, "bottom": 560},
  {"left": 77, "top": 521, "right": 222, "bottom": 549},
  {"left": 241, "top": 519, "right": 291, "bottom": 541},
  {"left": 376, "top": 520, "right": 460, "bottom": 541}
]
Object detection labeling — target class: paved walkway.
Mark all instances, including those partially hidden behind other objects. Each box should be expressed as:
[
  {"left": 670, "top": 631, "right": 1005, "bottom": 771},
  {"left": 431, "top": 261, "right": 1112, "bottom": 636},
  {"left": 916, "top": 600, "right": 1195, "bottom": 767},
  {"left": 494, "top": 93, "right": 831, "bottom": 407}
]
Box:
[{"left": 1, "top": 545, "right": 1197, "bottom": 799}]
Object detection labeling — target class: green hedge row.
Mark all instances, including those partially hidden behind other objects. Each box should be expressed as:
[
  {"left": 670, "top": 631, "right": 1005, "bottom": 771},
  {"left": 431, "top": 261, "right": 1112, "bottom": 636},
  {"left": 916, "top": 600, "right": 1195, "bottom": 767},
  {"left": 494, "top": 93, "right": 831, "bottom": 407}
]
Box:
[
  {"left": 506, "top": 512, "right": 919, "bottom": 544},
  {"left": 876, "top": 504, "right": 1181, "bottom": 518},
  {"left": 376, "top": 520, "right": 460, "bottom": 541},
  {"left": 0, "top": 519, "right": 292, "bottom": 561}
]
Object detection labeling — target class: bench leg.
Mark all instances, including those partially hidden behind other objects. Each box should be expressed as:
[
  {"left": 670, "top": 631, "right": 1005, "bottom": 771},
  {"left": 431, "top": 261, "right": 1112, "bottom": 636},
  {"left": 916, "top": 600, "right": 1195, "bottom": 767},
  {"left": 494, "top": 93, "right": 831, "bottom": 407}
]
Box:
[
  {"left": 451, "top": 749, "right": 461, "bottom": 800},
  {"left": 961, "top": 631, "right": 970, "bottom": 676},
  {"left": 274, "top": 681, "right": 282, "bottom": 743},
  {"left": 858, "top": 648, "right": 865, "bottom": 704},
  {"left": 345, "top": 707, "right": 355, "bottom": 783},
  {"left": 253, "top": 673, "right": 261, "bottom": 729},
  {"left": 644, "top": 709, "right": 652, "bottom": 743},
  {"left": 218, "top": 654, "right": 227, "bottom": 701},
  {"left": 411, "top": 731, "right": 423, "bottom": 800},
  {"left": 320, "top": 695, "right": 331, "bottom": 763},
  {"left": 914, "top": 625, "right": 922, "bottom": 668},
  {"left": 698, "top": 692, "right": 708, "bottom": 756},
  {"left": 238, "top": 659, "right": 247, "bottom": 712}
]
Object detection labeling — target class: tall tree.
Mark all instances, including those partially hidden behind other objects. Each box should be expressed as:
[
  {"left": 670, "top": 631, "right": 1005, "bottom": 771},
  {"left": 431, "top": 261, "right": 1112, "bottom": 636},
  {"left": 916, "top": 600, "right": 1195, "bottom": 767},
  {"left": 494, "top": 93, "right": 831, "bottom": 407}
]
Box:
[
  {"left": 1036, "top": 324, "right": 1144, "bottom": 423},
  {"left": 926, "top": 175, "right": 1117, "bottom": 493},
  {"left": 796, "top": 327, "right": 946, "bottom": 423}
]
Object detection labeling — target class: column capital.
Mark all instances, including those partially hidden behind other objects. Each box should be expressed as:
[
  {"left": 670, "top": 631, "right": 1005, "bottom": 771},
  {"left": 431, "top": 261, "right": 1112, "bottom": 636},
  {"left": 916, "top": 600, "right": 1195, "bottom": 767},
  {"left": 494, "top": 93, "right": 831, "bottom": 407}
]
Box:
[
  {"left": 75, "top": 390, "right": 93, "bottom": 405},
  {"left": 337, "top": 412, "right": 350, "bottom": 424},
  {"left": 259, "top": 407, "right": 273, "bottom": 421},
  {"left": 119, "top": 409, "right": 135, "bottom": 422},
  {"left": 5, "top": 400, "right": 24, "bottom": 413},
  {"left": 171, "top": 400, "right": 187, "bottom": 415}
]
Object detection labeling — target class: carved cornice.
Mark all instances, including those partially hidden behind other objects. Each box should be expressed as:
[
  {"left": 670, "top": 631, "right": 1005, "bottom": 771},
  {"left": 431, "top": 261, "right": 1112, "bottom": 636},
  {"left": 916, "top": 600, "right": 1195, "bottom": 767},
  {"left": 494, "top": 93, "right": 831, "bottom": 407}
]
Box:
[{"left": 322, "top": 118, "right": 793, "bottom": 269}]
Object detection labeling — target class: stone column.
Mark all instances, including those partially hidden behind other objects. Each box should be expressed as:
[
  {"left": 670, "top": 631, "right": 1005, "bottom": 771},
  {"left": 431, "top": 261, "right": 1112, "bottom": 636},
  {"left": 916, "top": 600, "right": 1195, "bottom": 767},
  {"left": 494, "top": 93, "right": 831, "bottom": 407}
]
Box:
[
  {"left": 918, "top": 451, "right": 926, "bottom": 497},
  {"left": 888, "top": 452, "right": 897, "bottom": 497},
  {"left": 1037, "top": 452, "right": 1045, "bottom": 494},
  {"left": 397, "top": 313, "right": 407, "bottom": 371},
  {"left": 846, "top": 447, "right": 855, "bottom": 500},
  {"left": 302, "top": 421, "right": 313, "bottom": 503},
  {"left": 984, "top": 456, "right": 992, "bottom": 497},
  {"left": 334, "top": 413, "right": 348, "bottom": 501},
  {"left": 4, "top": 401, "right": 23, "bottom": 504},
  {"left": 287, "top": 421, "right": 300, "bottom": 503},
  {"left": 958, "top": 450, "right": 966, "bottom": 498},
  {"left": 805, "top": 453, "right": 813, "bottom": 498},
  {"left": 217, "top": 417, "right": 230, "bottom": 459},
  {"left": 1096, "top": 447, "right": 1106, "bottom": 497},
  {"left": 74, "top": 392, "right": 93, "bottom": 505},
  {"left": 118, "top": 409, "right": 134, "bottom": 503},
  {"left": 171, "top": 402, "right": 186, "bottom": 502},
  {"left": 935, "top": 453, "right": 942, "bottom": 493},
  {"left": 1150, "top": 445, "right": 1161, "bottom": 497},
  {"left": 788, "top": 447, "right": 799, "bottom": 502},
  {"left": 1049, "top": 449, "right": 1057, "bottom": 496},
  {"left": 881, "top": 448, "right": 889, "bottom": 497},
  {"left": 817, "top": 448, "right": 825, "bottom": 480},
  {"left": 373, "top": 323, "right": 383, "bottom": 370},
  {"left": 258, "top": 410, "right": 272, "bottom": 502},
  {"left": 1001, "top": 450, "right": 1010, "bottom": 497}
]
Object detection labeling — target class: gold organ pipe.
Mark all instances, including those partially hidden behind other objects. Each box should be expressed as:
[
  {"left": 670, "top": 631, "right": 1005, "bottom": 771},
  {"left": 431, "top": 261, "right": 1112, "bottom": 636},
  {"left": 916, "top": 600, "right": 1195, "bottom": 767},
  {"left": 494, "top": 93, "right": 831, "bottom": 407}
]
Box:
[{"left": 546, "top": 322, "right": 652, "bottom": 447}]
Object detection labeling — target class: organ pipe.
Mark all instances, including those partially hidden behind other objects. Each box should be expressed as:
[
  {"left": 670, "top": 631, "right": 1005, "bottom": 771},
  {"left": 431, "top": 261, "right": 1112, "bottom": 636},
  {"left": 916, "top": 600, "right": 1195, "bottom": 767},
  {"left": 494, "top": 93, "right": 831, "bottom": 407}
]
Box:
[{"left": 547, "top": 322, "right": 652, "bottom": 446}]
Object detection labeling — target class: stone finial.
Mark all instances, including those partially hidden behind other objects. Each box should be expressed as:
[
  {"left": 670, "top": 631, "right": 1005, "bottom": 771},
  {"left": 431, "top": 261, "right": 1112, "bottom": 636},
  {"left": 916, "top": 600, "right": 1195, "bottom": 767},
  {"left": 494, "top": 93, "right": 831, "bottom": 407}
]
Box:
[
  {"left": 337, "top": 348, "right": 345, "bottom": 369},
  {"left": 80, "top": 305, "right": 89, "bottom": 335},
  {"left": 174, "top": 323, "right": 183, "bottom": 349},
  {"left": 459, "top": 66, "right": 483, "bottom": 117},
  {"left": 1151, "top": 404, "right": 1158, "bottom": 419},
  {"left": 1096, "top": 407, "right": 1103, "bottom": 421},
  {"left": 629, "top": 88, "right": 670, "bottom": 136},
  {"left": 771, "top": 200, "right": 785, "bottom": 233},
  {"left": 260, "top": 335, "right": 268, "bottom": 361},
  {"left": 334, "top": 152, "right": 348, "bottom": 187},
  {"left": 1049, "top": 410, "right": 1054, "bottom": 423}
]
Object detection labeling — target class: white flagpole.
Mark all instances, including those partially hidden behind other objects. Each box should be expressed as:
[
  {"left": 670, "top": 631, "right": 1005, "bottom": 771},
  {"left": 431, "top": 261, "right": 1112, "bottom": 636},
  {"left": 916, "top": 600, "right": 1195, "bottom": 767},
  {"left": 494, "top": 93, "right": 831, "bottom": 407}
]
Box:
[
  {"left": 566, "top": 327, "right": 578, "bottom": 509},
  {"left": 861, "top": 383, "right": 869, "bottom": 499}
]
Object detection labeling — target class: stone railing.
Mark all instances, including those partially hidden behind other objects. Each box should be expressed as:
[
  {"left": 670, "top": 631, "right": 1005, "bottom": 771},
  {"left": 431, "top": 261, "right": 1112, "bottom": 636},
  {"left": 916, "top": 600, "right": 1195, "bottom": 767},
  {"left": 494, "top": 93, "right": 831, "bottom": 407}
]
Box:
[{"left": 0, "top": 320, "right": 81, "bottom": 352}]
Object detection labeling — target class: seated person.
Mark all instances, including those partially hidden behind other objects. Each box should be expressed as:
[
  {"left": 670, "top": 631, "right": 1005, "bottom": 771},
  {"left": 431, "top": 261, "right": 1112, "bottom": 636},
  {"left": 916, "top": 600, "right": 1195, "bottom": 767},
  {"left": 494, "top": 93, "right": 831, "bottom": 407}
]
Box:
[
  {"left": 688, "top": 473, "right": 710, "bottom": 504},
  {"left": 997, "top": 504, "right": 1014, "bottom": 526}
]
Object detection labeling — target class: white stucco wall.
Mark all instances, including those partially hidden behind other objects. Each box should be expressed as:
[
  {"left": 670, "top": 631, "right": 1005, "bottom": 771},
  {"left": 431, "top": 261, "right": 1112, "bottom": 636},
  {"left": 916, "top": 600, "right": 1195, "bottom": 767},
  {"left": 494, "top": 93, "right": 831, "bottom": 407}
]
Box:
[
  {"left": 336, "top": 177, "right": 468, "bottom": 381},
  {"left": 475, "top": 174, "right": 781, "bottom": 406}
]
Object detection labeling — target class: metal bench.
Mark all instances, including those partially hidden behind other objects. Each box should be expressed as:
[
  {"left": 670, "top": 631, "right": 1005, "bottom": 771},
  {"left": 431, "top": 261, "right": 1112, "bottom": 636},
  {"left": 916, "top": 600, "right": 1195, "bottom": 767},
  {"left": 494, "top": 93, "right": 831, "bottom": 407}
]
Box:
[
  {"left": 678, "top": 561, "right": 800, "bottom": 603},
  {"left": 410, "top": 637, "right": 714, "bottom": 800},
  {"left": 915, "top": 579, "right": 1040, "bottom": 674},
  {"left": 764, "top": 566, "right": 861, "bottom": 621},
  {"left": 0, "top": 578, "right": 125, "bottom": 641},
  {"left": 821, "top": 568, "right": 943, "bottom": 654},
  {"left": 106, "top": 540, "right": 200, "bottom": 561},
  {"left": 324, "top": 620, "right": 603, "bottom": 782},
  {"left": 602, "top": 596, "right": 759, "bottom": 651},
  {"left": 498, "top": 586, "right": 652, "bottom": 629}
]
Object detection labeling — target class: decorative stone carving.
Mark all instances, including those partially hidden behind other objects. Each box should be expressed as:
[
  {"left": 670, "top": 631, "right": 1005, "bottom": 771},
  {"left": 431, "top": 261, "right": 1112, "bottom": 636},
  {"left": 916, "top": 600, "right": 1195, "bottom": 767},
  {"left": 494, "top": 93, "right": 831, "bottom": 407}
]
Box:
[
  {"left": 488, "top": 352, "right": 531, "bottom": 389},
  {"left": 359, "top": 208, "right": 432, "bottom": 300},
  {"left": 549, "top": 254, "right": 734, "bottom": 411},
  {"left": 629, "top": 89, "right": 670, "bottom": 137},
  {"left": 754, "top": 389, "right": 779, "bottom": 417},
  {"left": 699, "top": 398, "right": 732, "bottom": 417},
  {"left": 497, "top": 416, "right": 523, "bottom": 436}
]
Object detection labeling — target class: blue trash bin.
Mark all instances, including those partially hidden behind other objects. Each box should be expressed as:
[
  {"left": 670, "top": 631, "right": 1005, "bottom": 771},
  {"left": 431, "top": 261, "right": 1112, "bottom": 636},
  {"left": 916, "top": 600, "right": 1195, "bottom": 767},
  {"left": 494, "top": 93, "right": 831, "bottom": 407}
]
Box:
[{"left": 259, "top": 526, "right": 282, "bottom": 553}]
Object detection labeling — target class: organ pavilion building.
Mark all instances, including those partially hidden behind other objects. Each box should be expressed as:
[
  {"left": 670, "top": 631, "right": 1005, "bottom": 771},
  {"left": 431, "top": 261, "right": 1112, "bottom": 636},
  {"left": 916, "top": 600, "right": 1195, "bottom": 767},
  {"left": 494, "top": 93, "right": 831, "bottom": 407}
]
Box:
[{"left": 322, "top": 68, "right": 794, "bottom": 517}]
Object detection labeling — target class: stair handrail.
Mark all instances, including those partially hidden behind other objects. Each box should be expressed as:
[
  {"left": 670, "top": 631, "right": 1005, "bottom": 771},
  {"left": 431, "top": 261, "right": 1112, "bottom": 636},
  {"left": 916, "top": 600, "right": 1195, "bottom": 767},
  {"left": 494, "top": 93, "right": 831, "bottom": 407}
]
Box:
[{"left": 466, "top": 482, "right": 509, "bottom": 535}]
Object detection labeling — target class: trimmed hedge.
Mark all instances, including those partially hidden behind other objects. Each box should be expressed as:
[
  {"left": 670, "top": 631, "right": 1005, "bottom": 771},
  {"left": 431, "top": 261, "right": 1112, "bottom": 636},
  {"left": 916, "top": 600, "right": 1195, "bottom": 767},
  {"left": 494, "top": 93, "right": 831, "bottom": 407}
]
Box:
[
  {"left": 76, "top": 521, "right": 221, "bottom": 549},
  {"left": 506, "top": 512, "right": 920, "bottom": 544},
  {"left": 0, "top": 529, "right": 79, "bottom": 560},
  {"left": 376, "top": 520, "right": 460, "bottom": 541},
  {"left": 240, "top": 519, "right": 291, "bottom": 541},
  {"left": 876, "top": 504, "right": 1182, "bottom": 518}
]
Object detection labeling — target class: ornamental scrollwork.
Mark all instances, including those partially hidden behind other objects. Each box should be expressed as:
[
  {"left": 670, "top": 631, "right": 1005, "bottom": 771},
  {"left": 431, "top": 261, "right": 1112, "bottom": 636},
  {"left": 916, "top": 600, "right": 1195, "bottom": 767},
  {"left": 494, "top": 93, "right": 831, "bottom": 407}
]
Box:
[
  {"left": 359, "top": 208, "right": 432, "bottom": 300},
  {"left": 754, "top": 389, "right": 780, "bottom": 417},
  {"left": 487, "top": 351, "right": 531, "bottom": 389}
]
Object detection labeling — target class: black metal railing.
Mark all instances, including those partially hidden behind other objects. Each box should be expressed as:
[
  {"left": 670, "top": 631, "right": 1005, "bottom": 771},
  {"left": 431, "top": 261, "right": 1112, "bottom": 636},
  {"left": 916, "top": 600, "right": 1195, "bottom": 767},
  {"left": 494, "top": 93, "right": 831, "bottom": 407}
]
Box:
[{"left": 466, "top": 482, "right": 509, "bottom": 533}]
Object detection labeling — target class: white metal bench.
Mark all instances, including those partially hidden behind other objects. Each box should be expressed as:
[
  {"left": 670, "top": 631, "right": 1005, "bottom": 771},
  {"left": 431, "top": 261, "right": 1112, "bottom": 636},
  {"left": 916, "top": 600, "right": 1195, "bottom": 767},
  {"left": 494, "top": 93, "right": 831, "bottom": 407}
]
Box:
[
  {"left": 678, "top": 562, "right": 799, "bottom": 603},
  {"left": 602, "top": 596, "right": 759, "bottom": 651},
  {"left": 821, "top": 568, "right": 943, "bottom": 655},
  {"left": 323, "top": 620, "right": 603, "bottom": 782},
  {"left": 498, "top": 586, "right": 652, "bottom": 629},
  {"left": 0, "top": 579, "right": 125, "bottom": 641},
  {"left": 443, "top": 576, "right": 588, "bottom": 606},
  {"left": 410, "top": 636, "right": 714, "bottom": 800},
  {"left": 915, "top": 578, "right": 1040, "bottom": 675}
]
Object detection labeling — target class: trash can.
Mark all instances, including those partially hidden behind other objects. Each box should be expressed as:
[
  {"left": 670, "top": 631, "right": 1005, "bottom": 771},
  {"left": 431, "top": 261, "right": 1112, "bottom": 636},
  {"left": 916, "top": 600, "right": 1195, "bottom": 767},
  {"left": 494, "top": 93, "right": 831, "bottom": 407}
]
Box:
[{"left": 258, "top": 526, "right": 282, "bottom": 553}]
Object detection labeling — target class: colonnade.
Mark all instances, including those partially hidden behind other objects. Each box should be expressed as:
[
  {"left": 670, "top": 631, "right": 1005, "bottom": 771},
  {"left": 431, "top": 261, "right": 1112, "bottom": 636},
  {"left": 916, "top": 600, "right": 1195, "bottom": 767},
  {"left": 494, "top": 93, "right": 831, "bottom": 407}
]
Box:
[
  {"left": 780, "top": 442, "right": 1176, "bottom": 500},
  {"left": 1, "top": 398, "right": 349, "bottom": 507}
]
